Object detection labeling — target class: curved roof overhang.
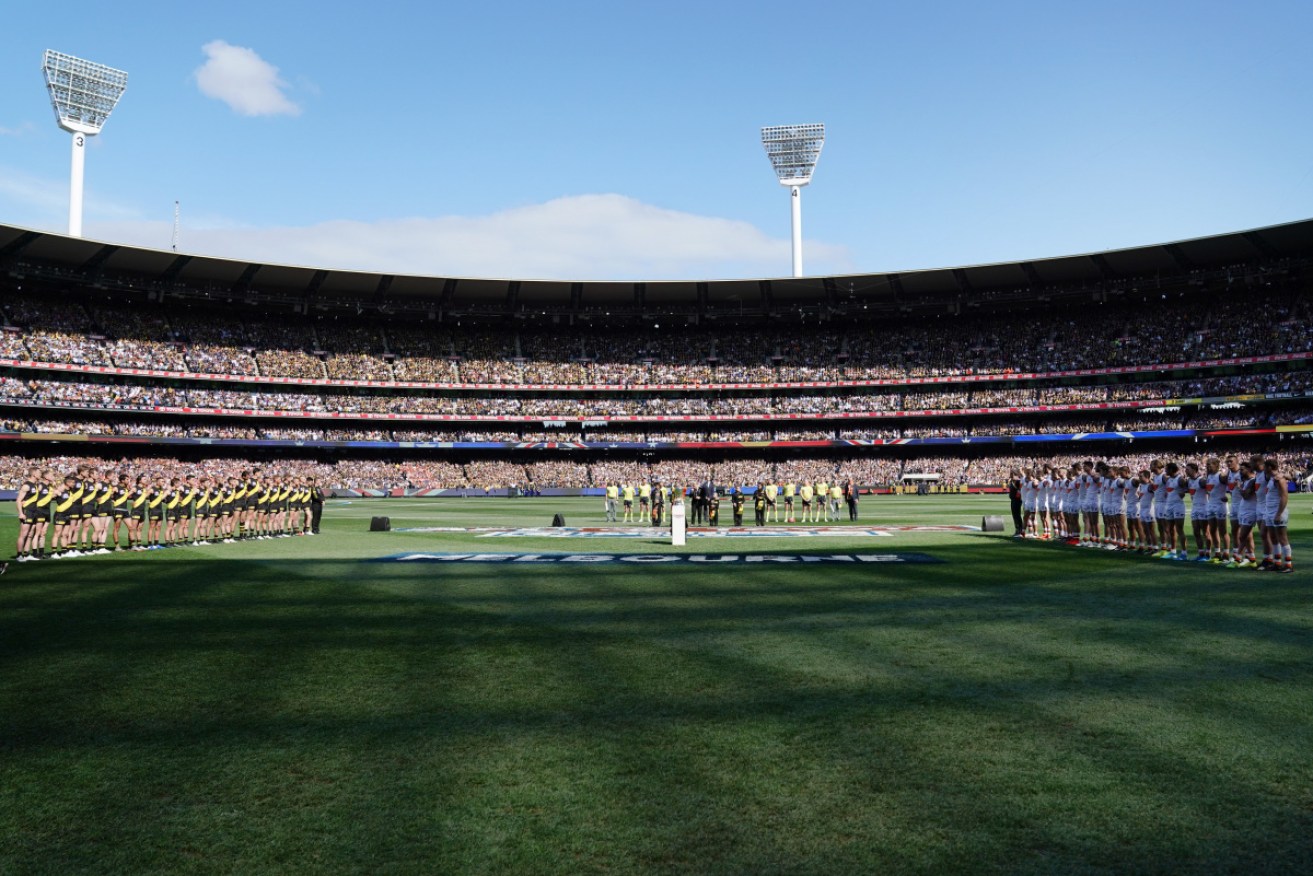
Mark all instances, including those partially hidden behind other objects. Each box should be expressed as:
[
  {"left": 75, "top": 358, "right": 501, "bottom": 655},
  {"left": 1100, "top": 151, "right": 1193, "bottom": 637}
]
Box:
[{"left": 0, "top": 217, "right": 1309, "bottom": 320}]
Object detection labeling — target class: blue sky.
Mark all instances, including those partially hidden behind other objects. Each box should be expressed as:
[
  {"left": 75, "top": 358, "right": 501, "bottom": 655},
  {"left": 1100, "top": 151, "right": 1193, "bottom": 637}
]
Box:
[{"left": 1, "top": 1, "right": 1310, "bottom": 280}]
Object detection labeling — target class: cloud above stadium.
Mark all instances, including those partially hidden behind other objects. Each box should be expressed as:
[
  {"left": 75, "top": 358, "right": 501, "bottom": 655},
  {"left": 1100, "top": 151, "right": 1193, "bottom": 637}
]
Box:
[
  {"left": 0, "top": 122, "right": 37, "bottom": 137},
  {"left": 0, "top": 165, "right": 142, "bottom": 222},
  {"left": 194, "top": 40, "right": 301, "bottom": 117},
  {"left": 85, "top": 194, "right": 852, "bottom": 281}
]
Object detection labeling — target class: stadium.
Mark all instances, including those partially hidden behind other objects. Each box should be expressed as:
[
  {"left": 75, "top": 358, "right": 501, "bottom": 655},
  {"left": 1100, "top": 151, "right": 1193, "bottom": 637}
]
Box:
[
  {"left": 4, "top": 25, "right": 1313, "bottom": 876},
  {"left": 1, "top": 217, "right": 1311, "bottom": 492}
]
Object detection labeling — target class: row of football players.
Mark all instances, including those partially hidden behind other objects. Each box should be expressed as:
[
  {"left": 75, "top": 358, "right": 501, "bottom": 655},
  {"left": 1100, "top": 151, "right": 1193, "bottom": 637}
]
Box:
[
  {"left": 1016, "top": 455, "right": 1294, "bottom": 571},
  {"left": 603, "top": 480, "right": 857, "bottom": 525},
  {"left": 13, "top": 465, "right": 325, "bottom": 561}
]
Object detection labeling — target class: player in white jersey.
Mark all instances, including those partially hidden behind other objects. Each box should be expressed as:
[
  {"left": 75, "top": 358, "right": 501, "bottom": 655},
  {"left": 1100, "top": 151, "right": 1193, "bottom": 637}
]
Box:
[
  {"left": 1134, "top": 469, "right": 1155, "bottom": 552},
  {"left": 1090, "top": 461, "right": 1109, "bottom": 547},
  {"left": 1224, "top": 460, "right": 1258, "bottom": 568},
  {"left": 1106, "top": 465, "right": 1128, "bottom": 550},
  {"left": 1020, "top": 469, "right": 1038, "bottom": 538},
  {"left": 1203, "top": 457, "right": 1228, "bottom": 563},
  {"left": 1076, "top": 461, "right": 1095, "bottom": 546},
  {"left": 1075, "top": 464, "right": 1089, "bottom": 542},
  {"left": 1250, "top": 454, "right": 1272, "bottom": 568},
  {"left": 1262, "top": 459, "right": 1293, "bottom": 572},
  {"left": 1087, "top": 462, "right": 1108, "bottom": 543},
  {"left": 1090, "top": 462, "right": 1111, "bottom": 548},
  {"left": 1049, "top": 467, "right": 1064, "bottom": 540},
  {"left": 1065, "top": 463, "right": 1083, "bottom": 543},
  {"left": 1055, "top": 464, "right": 1076, "bottom": 541},
  {"left": 1148, "top": 459, "right": 1168, "bottom": 556},
  {"left": 1119, "top": 465, "right": 1137, "bottom": 548},
  {"left": 1159, "top": 462, "right": 1187, "bottom": 560},
  {"left": 1185, "top": 462, "right": 1209, "bottom": 562},
  {"left": 1223, "top": 455, "right": 1242, "bottom": 563},
  {"left": 1100, "top": 462, "right": 1123, "bottom": 550},
  {"left": 1048, "top": 466, "right": 1062, "bottom": 538},
  {"left": 1129, "top": 470, "right": 1148, "bottom": 551},
  {"left": 1038, "top": 467, "right": 1054, "bottom": 539}
]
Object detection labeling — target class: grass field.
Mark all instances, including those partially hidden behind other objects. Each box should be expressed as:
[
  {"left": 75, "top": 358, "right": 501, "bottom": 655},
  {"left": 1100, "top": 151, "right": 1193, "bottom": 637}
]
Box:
[{"left": 2, "top": 493, "right": 1311, "bottom": 875}]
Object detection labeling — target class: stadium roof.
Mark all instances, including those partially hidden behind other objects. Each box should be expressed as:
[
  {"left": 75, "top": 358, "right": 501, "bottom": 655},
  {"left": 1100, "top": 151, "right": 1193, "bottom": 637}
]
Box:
[{"left": 0, "top": 217, "right": 1310, "bottom": 319}]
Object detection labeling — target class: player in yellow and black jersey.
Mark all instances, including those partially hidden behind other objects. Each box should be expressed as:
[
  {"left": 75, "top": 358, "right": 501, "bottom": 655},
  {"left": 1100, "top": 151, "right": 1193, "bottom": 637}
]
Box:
[
  {"left": 176, "top": 475, "right": 198, "bottom": 545},
  {"left": 257, "top": 475, "right": 275, "bottom": 538},
  {"left": 277, "top": 479, "right": 295, "bottom": 536},
  {"left": 295, "top": 477, "right": 312, "bottom": 534},
  {"left": 214, "top": 477, "right": 232, "bottom": 542},
  {"left": 31, "top": 470, "right": 56, "bottom": 559},
  {"left": 144, "top": 477, "right": 167, "bottom": 550},
  {"left": 79, "top": 466, "right": 103, "bottom": 551},
  {"left": 268, "top": 479, "right": 283, "bottom": 536},
  {"left": 15, "top": 466, "right": 42, "bottom": 561},
  {"left": 163, "top": 478, "right": 182, "bottom": 546},
  {"left": 243, "top": 471, "right": 262, "bottom": 538},
  {"left": 243, "top": 477, "right": 260, "bottom": 539},
  {"left": 232, "top": 471, "right": 249, "bottom": 538},
  {"left": 193, "top": 476, "right": 213, "bottom": 544},
  {"left": 50, "top": 475, "right": 81, "bottom": 558},
  {"left": 110, "top": 475, "right": 132, "bottom": 551},
  {"left": 279, "top": 480, "right": 295, "bottom": 535},
  {"left": 127, "top": 476, "right": 149, "bottom": 551},
  {"left": 219, "top": 476, "right": 239, "bottom": 542},
  {"left": 88, "top": 475, "right": 114, "bottom": 553},
  {"left": 66, "top": 465, "right": 88, "bottom": 550}
]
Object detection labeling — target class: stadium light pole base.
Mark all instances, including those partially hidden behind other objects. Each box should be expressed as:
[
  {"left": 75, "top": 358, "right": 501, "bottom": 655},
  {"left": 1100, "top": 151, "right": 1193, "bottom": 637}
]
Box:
[
  {"left": 790, "top": 184, "right": 803, "bottom": 278},
  {"left": 68, "top": 131, "right": 86, "bottom": 238}
]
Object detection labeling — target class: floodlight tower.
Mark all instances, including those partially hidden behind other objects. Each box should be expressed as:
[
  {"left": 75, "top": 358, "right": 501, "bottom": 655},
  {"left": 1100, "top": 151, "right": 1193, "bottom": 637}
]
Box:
[
  {"left": 761, "top": 123, "right": 825, "bottom": 277},
  {"left": 42, "top": 50, "right": 129, "bottom": 238}
]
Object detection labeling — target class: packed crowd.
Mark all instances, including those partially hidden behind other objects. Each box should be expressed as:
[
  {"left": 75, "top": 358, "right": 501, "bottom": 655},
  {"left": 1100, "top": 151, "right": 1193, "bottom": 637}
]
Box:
[
  {"left": 1, "top": 408, "right": 1306, "bottom": 444},
  {"left": 5, "top": 371, "right": 1308, "bottom": 422},
  {"left": 2, "top": 286, "right": 1310, "bottom": 388}
]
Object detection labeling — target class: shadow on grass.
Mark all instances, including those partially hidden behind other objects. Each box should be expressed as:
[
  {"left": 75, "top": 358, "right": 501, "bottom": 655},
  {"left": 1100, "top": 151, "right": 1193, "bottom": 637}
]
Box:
[{"left": 1, "top": 545, "right": 1311, "bottom": 875}]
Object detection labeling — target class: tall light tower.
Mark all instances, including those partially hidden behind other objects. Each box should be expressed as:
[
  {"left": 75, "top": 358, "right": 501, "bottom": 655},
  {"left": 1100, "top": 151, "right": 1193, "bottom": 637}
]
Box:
[
  {"left": 42, "top": 50, "right": 129, "bottom": 238},
  {"left": 761, "top": 123, "right": 825, "bottom": 278}
]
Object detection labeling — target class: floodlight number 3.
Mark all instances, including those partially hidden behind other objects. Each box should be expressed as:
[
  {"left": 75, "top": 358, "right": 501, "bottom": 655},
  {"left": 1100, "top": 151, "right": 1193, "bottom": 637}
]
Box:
[{"left": 75, "top": 135, "right": 84, "bottom": 147}]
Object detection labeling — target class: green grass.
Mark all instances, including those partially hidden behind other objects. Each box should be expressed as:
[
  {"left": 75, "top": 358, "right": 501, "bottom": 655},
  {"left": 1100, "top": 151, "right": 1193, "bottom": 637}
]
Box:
[{"left": 1, "top": 494, "right": 1311, "bottom": 875}]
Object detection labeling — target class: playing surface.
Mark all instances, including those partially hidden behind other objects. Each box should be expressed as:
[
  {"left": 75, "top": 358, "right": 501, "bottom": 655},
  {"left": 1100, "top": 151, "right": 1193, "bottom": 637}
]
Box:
[{"left": 2, "top": 494, "right": 1311, "bottom": 875}]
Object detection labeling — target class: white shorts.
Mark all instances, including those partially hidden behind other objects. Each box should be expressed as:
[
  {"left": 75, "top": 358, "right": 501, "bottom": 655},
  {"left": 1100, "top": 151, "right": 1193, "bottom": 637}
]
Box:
[
  {"left": 1208, "top": 507, "right": 1228, "bottom": 521},
  {"left": 1161, "top": 506, "right": 1184, "bottom": 521},
  {"left": 1082, "top": 502, "right": 1098, "bottom": 515},
  {"left": 1023, "top": 502, "right": 1037, "bottom": 513},
  {"left": 1139, "top": 510, "right": 1155, "bottom": 524},
  {"left": 1270, "top": 510, "right": 1289, "bottom": 528},
  {"left": 1238, "top": 508, "right": 1257, "bottom": 528}
]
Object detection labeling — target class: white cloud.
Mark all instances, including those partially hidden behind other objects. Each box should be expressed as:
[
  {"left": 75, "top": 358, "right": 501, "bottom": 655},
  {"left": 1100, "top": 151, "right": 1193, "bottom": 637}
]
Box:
[
  {"left": 0, "top": 164, "right": 142, "bottom": 225},
  {"left": 0, "top": 121, "right": 38, "bottom": 137},
  {"left": 86, "top": 194, "right": 852, "bottom": 281},
  {"left": 194, "top": 40, "right": 300, "bottom": 117}
]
